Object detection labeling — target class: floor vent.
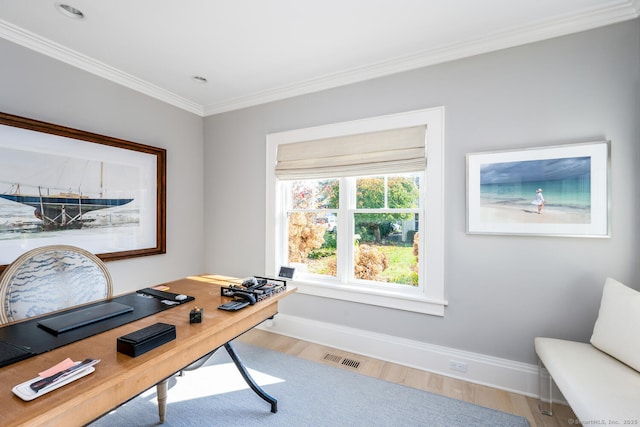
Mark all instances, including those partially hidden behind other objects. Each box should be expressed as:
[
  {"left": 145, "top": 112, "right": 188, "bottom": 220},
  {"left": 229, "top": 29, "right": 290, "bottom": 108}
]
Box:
[
  {"left": 323, "top": 353, "right": 343, "bottom": 363},
  {"left": 341, "top": 358, "right": 361, "bottom": 369},
  {"left": 322, "top": 353, "right": 362, "bottom": 370}
]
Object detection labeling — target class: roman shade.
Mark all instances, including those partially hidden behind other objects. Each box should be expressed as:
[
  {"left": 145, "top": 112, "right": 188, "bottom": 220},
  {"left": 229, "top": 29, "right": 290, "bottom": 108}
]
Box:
[{"left": 275, "top": 125, "right": 426, "bottom": 179}]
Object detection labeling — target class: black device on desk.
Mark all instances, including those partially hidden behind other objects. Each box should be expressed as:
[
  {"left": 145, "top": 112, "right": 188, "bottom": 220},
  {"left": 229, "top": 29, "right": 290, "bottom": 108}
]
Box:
[
  {"left": 230, "top": 290, "right": 256, "bottom": 304},
  {"left": 218, "top": 290, "right": 256, "bottom": 311},
  {"left": 37, "top": 302, "right": 134, "bottom": 335},
  {"left": 136, "top": 288, "right": 195, "bottom": 304},
  {"left": 218, "top": 300, "right": 250, "bottom": 311}
]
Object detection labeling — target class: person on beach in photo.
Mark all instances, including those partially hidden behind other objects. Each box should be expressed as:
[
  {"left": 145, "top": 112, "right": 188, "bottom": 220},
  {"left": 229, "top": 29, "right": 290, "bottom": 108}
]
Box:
[{"left": 532, "top": 188, "right": 545, "bottom": 214}]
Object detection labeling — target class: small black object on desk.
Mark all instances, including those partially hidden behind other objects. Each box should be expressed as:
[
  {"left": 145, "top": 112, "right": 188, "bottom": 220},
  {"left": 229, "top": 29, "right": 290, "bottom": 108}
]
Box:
[
  {"left": 218, "top": 300, "right": 250, "bottom": 311},
  {"left": 189, "top": 307, "right": 203, "bottom": 323}
]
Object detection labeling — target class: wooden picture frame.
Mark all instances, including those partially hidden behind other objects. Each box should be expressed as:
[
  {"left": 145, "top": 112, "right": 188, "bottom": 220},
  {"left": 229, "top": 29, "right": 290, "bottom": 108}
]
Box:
[
  {"left": 0, "top": 112, "right": 166, "bottom": 271},
  {"left": 466, "top": 141, "right": 610, "bottom": 237}
]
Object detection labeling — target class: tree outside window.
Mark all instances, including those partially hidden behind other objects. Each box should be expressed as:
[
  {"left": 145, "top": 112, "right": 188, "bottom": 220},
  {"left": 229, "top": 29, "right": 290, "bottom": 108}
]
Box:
[{"left": 286, "top": 173, "right": 421, "bottom": 287}]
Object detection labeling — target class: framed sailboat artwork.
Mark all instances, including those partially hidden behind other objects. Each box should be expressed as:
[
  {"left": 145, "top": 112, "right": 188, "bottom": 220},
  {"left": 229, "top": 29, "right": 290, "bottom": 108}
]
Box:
[{"left": 0, "top": 112, "right": 166, "bottom": 270}]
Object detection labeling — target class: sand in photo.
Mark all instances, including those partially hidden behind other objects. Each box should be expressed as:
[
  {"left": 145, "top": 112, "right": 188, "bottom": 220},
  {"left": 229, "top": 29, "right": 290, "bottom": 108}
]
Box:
[{"left": 480, "top": 202, "right": 589, "bottom": 224}]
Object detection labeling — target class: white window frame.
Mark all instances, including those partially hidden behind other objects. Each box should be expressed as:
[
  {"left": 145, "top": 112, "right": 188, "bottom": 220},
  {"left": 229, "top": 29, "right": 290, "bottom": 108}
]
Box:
[{"left": 265, "top": 107, "right": 446, "bottom": 316}]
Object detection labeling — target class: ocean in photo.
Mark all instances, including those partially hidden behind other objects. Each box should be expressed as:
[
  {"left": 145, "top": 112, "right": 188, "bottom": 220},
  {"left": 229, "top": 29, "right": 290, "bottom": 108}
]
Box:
[{"left": 480, "top": 178, "right": 590, "bottom": 213}]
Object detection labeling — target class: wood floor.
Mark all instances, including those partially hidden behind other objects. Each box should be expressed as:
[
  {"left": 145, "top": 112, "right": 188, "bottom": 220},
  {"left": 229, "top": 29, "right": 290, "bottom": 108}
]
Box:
[{"left": 238, "top": 329, "right": 576, "bottom": 427}]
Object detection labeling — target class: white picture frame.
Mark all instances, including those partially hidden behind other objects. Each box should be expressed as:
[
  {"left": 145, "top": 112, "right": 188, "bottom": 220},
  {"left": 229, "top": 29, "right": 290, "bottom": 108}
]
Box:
[{"left": 466, "top": 141, "right": 610, "bottom": 237}]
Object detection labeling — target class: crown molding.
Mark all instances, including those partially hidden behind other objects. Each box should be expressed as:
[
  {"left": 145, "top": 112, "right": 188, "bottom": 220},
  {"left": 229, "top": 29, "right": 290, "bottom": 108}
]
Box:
[
  {"left": 0, "top": 19, "right": 204, "bottom": 116},
  {"left": 1, "top": 1, "right": 638, "bottom": 118},
  {"left": 202, "top": 0, "right": 640, "bottom": 116}
]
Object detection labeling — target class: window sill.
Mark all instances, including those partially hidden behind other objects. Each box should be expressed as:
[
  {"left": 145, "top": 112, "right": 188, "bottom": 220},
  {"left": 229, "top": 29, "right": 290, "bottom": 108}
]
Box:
[{"left": 289, "top": 278, "right": 447, "bottom": 316}]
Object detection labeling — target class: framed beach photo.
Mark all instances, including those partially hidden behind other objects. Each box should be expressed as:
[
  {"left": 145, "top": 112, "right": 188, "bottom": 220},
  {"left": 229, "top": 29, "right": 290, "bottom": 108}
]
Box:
[
  {"left": 0, "top": 112, "right": 166, "bottom": 271},
  {"left": 466, "top": 141, "right": 610, "bottom": 237}
]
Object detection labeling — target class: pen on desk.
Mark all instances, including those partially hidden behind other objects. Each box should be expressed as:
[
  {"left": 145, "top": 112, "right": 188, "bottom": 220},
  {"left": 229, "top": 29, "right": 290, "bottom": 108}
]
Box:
[{"left": 30, "top": 358, "right": 100, "bottom": 392}]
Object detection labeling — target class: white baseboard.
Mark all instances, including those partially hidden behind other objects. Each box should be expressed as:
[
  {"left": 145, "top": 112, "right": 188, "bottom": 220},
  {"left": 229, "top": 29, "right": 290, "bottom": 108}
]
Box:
[{"left": 258, "top": 313, "right": 544, "bottom": 398}]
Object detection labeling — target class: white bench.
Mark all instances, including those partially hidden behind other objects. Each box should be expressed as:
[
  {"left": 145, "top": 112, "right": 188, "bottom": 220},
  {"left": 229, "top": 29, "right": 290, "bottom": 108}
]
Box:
[{"left": 535, "top": 278, "right": 640, "bottom": 422}]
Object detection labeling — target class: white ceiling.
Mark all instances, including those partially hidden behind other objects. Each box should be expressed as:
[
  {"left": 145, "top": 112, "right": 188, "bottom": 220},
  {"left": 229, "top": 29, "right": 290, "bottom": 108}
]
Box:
[{"left": 1, "top": 1, "right": 638, "bottom": 116}]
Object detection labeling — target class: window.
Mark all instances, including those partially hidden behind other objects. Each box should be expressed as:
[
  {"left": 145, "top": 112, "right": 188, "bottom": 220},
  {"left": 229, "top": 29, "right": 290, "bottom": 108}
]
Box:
[
  {"left": 265, "top": 107, "right": 446, "bottom": 315},
  {"left": 284, "top": 174, "right": 421, "bottom": 284}
]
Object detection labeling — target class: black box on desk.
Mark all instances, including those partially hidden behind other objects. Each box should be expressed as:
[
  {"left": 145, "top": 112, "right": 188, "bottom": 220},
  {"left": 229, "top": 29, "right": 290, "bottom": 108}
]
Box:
[{"left": 117, "top": 323, "right": 176, "bottom": 357}]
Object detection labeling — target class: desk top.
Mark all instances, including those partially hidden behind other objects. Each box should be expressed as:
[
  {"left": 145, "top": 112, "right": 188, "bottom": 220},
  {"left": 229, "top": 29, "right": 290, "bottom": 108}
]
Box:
[{"left": 0, "top": 275, "right": 295, "bottom": 427}]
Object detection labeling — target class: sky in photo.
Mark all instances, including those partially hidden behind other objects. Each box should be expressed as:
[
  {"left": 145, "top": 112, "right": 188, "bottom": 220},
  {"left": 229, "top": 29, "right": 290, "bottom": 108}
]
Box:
[{"left": 480, "top": 157, "right": 590, "bottom": 184}]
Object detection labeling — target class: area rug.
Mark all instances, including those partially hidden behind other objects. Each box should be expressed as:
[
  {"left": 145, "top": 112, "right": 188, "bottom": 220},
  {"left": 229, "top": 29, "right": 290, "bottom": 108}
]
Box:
[{"left": 89, "top": 340, "right": 529, "bottom": 427}]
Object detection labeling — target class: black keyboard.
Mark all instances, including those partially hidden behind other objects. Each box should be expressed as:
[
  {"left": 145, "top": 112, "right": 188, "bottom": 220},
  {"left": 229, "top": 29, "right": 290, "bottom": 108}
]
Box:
[{"left": 37, "top": 302, "right": 134, "bottom": 335}]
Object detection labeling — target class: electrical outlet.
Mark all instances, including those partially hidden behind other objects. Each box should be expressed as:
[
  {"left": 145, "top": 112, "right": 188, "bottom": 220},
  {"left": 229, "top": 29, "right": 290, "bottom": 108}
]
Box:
[{"left": 449, "top": 360, "right": 467, "bottom": 372}]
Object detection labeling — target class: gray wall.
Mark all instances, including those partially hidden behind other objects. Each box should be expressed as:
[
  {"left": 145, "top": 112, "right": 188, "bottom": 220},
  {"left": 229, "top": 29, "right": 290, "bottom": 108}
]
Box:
[
  {"left": 0, "top": 19, "right": 637, "bottom": 367},
  {"left": 0, "top": 37, "right": 205, "bottom": 294},
  {"left": 204, "top": 20, "right": 640, "bottom": 364}
]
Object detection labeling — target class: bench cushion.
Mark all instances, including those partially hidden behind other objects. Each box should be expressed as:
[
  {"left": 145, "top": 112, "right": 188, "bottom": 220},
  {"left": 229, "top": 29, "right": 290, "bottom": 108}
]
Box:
[
  {"left": 590, "top": 277, "right": 640, "bottom": 372},
  {"left": 535, "top": 337, "right": 640, "bottom": 421}
]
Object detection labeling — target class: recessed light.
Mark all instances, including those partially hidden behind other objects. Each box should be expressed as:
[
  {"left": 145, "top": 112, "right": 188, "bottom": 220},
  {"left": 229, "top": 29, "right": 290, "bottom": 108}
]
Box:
[
  {"left": 192, "top": 76, "right": 208, "bottom": 84},
  {"left": 55, "top": 3, "right": 85, "bottom": 19}
]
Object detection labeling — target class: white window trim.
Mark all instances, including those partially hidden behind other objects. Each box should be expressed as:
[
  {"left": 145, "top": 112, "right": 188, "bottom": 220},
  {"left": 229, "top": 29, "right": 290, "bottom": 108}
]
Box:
[{"left": 265, "top": 107, "right": 446, "bottom": 316}]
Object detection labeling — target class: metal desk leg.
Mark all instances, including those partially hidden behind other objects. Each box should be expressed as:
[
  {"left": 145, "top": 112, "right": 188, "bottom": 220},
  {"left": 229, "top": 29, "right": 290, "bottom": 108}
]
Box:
[{"left": 224, "top": 341, "right": 278, "bottom": 413}]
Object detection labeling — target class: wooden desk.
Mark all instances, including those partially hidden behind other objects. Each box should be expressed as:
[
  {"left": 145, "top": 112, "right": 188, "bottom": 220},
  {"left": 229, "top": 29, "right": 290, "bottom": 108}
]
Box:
[{"left": 0, "top": 275, "right": 295, "bottom": 427}]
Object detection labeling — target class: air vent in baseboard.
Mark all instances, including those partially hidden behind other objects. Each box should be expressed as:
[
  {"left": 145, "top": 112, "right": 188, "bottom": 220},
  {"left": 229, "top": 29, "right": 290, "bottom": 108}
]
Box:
[
  {"left": 323, "top": 353, "right": 342, "bottom": 363},
  {"left": 323, "top": 352, "right": 362, "bottom": 370},
  {"left": 341, "top": 358, "right": 361, "bottom": 369}
]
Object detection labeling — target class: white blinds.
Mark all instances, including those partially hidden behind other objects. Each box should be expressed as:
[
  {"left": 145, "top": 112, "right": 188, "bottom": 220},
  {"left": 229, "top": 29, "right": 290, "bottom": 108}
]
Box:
[{"left": 275, "top": 125, "right": 426, "bottom": 179}]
